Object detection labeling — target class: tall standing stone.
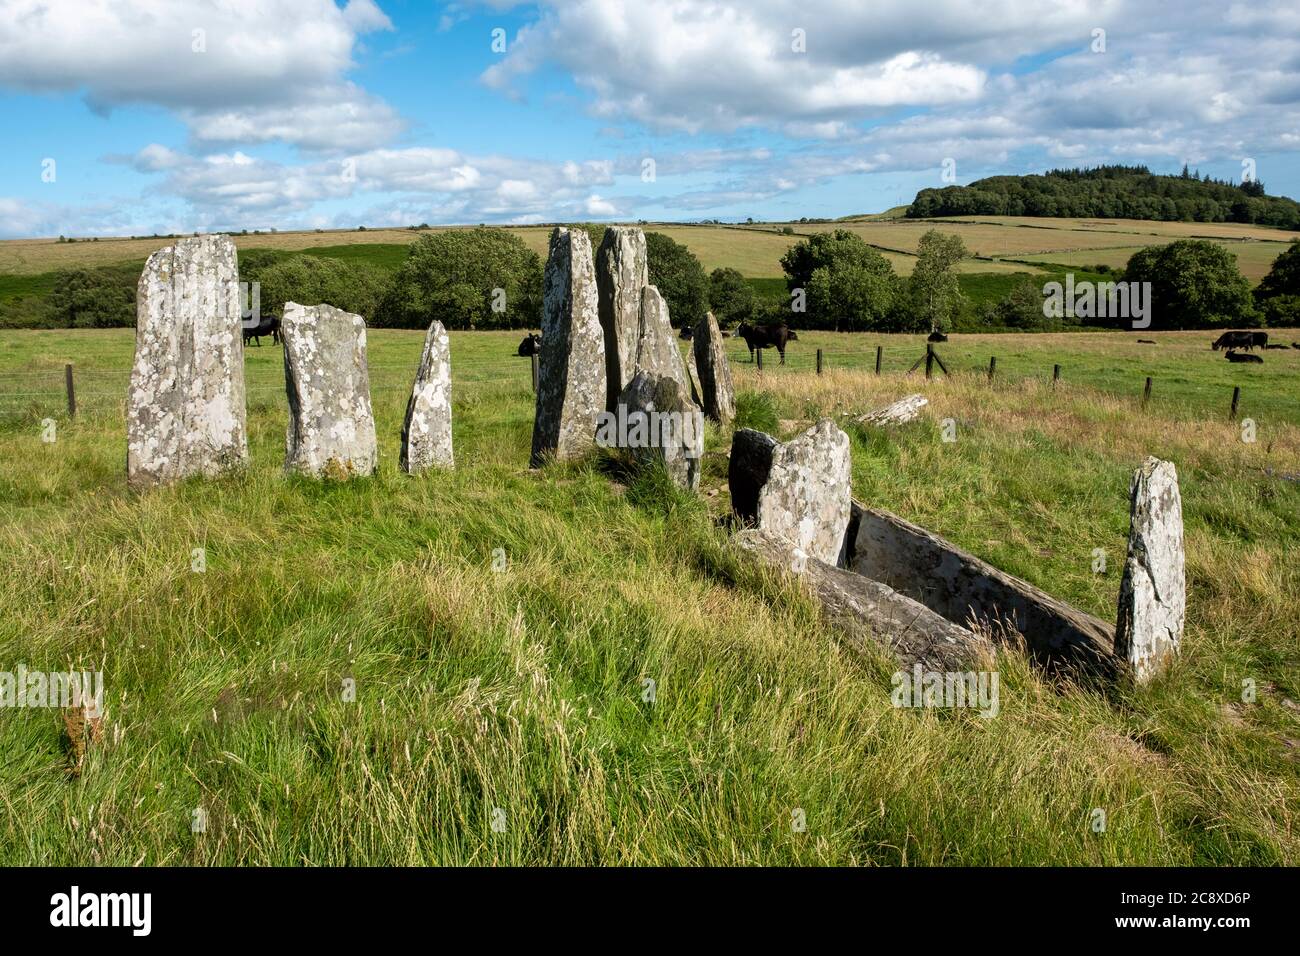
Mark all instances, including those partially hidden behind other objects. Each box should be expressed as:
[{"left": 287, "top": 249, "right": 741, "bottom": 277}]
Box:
[
  {"left": 126, "top": 234, "right": 247, "bottom": 488},
  {"left": 282, "top": 302, "right": 377, "bottom": 479},
  {"left": 530, "top": 228, "right": 606, "bottom": 467},
  {"left": 692, "top": 311, "right": 735, "bottom": 425},
  {"left": 596, "top": 226, "right": 648, "bottom": 412},
  {"left": 729, "top": 420, "right": 852, "bottom": 565},
  {"left": 1115, "top": 456, "right": 1186, "bottom": 683},
  {"left": 609, "top": 370, "right": 704, "bottom": 492},
  {"left": 400, "top": 320, "right": 453, "bottom": 474},
  {"left": 633, "top": 284, "right": 690, "bottom": 393}
]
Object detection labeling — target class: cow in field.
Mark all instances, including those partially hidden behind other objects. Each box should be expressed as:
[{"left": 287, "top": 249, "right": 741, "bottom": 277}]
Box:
[
  {"left": 736, "top": 322, "right": 798, "bottom": 364},
  {"left": 242, "top": 316, "right": 280, "bottom": 347},
  {"left": 1263, "top": 343, "right": 1290, "bottom": 350},
  {"left": 927, "top": 330, "right": 948, "bottom": 342},
  {"left": 678, "top": 326, "right": 694, "bottom": 340},
  {"left": 1212, "top": 330, "right": 1266, "bottom": 350},
  {"left": 1137, "top": 339, "right": 1156, "bottom": 344},
  {"left": 517, "top": 332, "right": 541, "bottom": 357},
  {"left": 1225, "top": 350, "right": 1264, "bottom": 363},
  {"left": 1292, "top": 343, "right": 1300, "bottom": 349}
]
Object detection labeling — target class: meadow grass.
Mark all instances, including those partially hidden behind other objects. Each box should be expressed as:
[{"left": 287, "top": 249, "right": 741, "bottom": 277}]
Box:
[{"left": 0, "top": 328, "right": 1297, "bottom": 865}]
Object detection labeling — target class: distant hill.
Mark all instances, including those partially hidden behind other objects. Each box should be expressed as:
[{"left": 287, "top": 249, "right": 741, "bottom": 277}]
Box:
[{"left": 908, "top": 165, "right": 1300, "bottom": 230}]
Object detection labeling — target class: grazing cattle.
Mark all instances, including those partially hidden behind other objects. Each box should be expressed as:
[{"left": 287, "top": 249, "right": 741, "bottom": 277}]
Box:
[
  {"left": 678, "top": 325, "right": 694, "bottom": 340},
  {"left": 242, "top": 316, "right": 280, "bottom": 347},
  {"left": 736, "top": 322, "right": 798, "bottom": 364},
  {"left": 1292, "top": 343, "right": 1300, "bottom": 349},
  {"left": 1212, "top": 330, "right": 1267, "bottom": 350},
  {"left": 927, "top": 331, "right": 948, "bottom": 343},
  {"left": 1263, "top": 343, "right": 1290, "bottom": 350},
  {"left": 1225, "top": 350, "right": 1264, "bottom": 363},
  {"left": 517, "top": 332, "right": 541, "bottom": 357},
  {"left": 1137, "top": 339, "right": 1156, "bottom": 344}
]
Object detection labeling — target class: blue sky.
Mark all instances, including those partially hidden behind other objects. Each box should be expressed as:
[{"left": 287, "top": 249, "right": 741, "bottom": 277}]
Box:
[{"left": 2, "top": 0, "right": 1299, "bottom": 238}]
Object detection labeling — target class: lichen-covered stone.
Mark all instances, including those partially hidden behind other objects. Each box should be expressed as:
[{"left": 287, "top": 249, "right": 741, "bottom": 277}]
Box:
[
  {"left": 728, "top": 419, "right": 852, "bottom": 565},
  {"left": 282, "top": 302, "right": 377, "bottom": 478},
  {"left": 608, "top": 370, "right": 704, "bottom": 491},
  {"left": 126, "top": 234, "right": 247, "bottom": 488},
  {"left": 692, "top": 310, "right": 735, "bottom": 425},
  {"left": 400, "top": 320, "right": 453, "bottom": 473},
  {"left": 858, "top": 393, "right": 928, "bottom": 426},
  {"left": 596, "top": 226, "right": 648, "bottom": 412},
  {"left": 1115, "top": 457, "right": 1185, "bottom": 683},
  {"left": 531, "top": 228, "right": 606, "bottom": 467},
  {"left": 633, "top": 285, "right": 690, "bottom": 393}
]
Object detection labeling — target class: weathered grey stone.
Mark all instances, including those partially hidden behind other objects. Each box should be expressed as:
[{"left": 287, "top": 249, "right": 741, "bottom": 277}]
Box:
[
  {"left": 595, "top": 226, "right": 648, "bottom": 412},
  {"left": 729, "top": 420, "right": 852, "bottom": 565},
  {"left": 1114, "top": 457, "right": 1185, "bottom": 683},
  {"left": 400, "top": 320, "right": 453, "bottom": 474},
  {"left": 282, "top": 302, "right": 377, "bottom": 479},
  {"left": 858, "top": 393, "right": 928, "bottom": 426},
  {"left": 530, "top": 228, "right": 606, "bottom": 467},
  {"left": 845, "top": 501, "right": 1115, "bottom": 677},
  {"left": 633, "top": 284, "right": 690, "bottom": 393},
  {"left": 735, "top": 529, "right": 991, "bottom": 671},
  {"left": 126, "top": 234, "right": 247, "bottom": 488},
  {"left": 607, "top": 370, "right": 704, "bottom": 491},
  {"left": 686, "top": 349, "right": 704, "bottom": 407},
  {"left": 693, "top": 311, "right": 735, "bottom": 425}
]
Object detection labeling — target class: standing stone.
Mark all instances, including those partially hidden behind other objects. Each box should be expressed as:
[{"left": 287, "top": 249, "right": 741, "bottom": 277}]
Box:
[
  {"left": 1114, "top": 456, "right": 1186, "bottom": 683},
  {"left": 282, "top": 302, "right": 377, "bottom": 479},
  {"left": 400, "top": 320, "right": 453, "bottom": 474},
  {"left": 633, "top": 284, "right": 690, "bottom": 392},
  {"left": 596, "top": 226, "right": 648, "bottom": 412},
  {"left": 609, "top": 370, "right": 704, "bottom": 491},
  {"left": 692, "top": 311, "right": 735, "bottom": 425},
  {"left": 530, "top": 228, "right": 606, "bottom": 467},
  {"left": 126, "top": 234, "right": 247, "bottom": 488},
  {"left": 729, "top": 419, "right": 852, "bottom": 565}
]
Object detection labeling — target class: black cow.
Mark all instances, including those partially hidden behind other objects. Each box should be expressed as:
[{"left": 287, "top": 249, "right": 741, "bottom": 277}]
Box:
[
  {"left": 1213, "top": 330, "right": 1267, "bottom": 351},
  {"left": 242, "top": 316, "right": 280, "bottom": 347},
  {"left": 1292, "top": 343, "right": 1300, "bottom": 349},
  {"left": 1226, "top": 350, "right": 1264, "bottom": 363},
  {"left": 517, "top": 332, "right": 541, "bottom": 357},
  {"left": 678, "top": 325, "right": 694, "bottom": 340},
  {"left": 1263, "top": 343, "right": 1290, "bottom": 350},
  {"left": 927, "top": 330, "right": 948, "bottom": 342},
  {"left": 1137, "top": 339, "right": 1156, "bottom": 344},
  {"left": 736, "top": 322, "right": 798, "bottom": 364}
]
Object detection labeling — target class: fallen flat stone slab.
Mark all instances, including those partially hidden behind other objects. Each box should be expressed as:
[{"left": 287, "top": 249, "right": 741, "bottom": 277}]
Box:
[
  {"left": 531, "top": 227, "right": 606, "bottom": 467},
  {"left": 843, "top": 501, "right": 1115, "bottom": 677},
  {"left": 126, "top": 234, "right": 247, "bottom": 488},
  {"left": 400, "top": 319, "right": 453, "bottom": 474},
  {"left": 857, "top": 393, "right": 928, "bottom": 426},
  {"left": 282, "top": 302, "right": 377, "bottom": 479},
  {"left": 735, "top": 529, "right": 991, "bottom": 671},
  {"left": 1115, "top": 457, "right": 1185, "bottom": 683},
  {"left": 729, "top": 420, "right": 852, "bottom": 565}
]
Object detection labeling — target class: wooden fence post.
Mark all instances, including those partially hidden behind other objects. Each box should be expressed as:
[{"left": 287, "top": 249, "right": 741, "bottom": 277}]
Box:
[
  {"left": 988, "top": 356, "right": 996, "bottom": 382},
  {"left": 875, "top": 345, "right": 882, "bottom": 375},
  {"left": 1230, "top": 386, "right": 1240, "bottom": 419},
  {"left": 756, "top": 349, "right": 763, "bottom": 372},
  {"left": 1143, "top": 376, "right": 1152, "bottom": 406},
  {"left": 816, "top": 348, "right": 823, "bottom": 375},
  {"left": 924, "top": 343, "right": 934, "bottom": 380},
  {"left": 530, "top": 352, "right": 539, "bottom": 393},
  {"left": 65, "top": 363, "right": 76, "bottom": 418},
  {"left": 1052, "top": 364, "right": 1061, "bottom": 387}
]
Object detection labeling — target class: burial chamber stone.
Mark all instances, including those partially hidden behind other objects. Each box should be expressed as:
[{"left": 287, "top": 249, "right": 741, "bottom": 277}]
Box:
[
  {"left": 608, "top": 369, "right": 704, "bottom": 491},
  {"left": 400, "top": 320, "right": 454, "bottom": 473},
  {"left": 692, "top": 311, "right": 735, "bottom": 425},
  {"left": 595, "top": 226, "right": 648, "bottom": 413},
  {"left": 281, "top": 302, "right": 377, "bottom": 479},
  {"left": 126, "top": 234, "right": 247, "bottom": 488}
]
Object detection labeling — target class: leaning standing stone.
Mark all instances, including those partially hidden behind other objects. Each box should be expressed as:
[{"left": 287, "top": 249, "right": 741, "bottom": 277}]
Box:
[
  {"left": 530, "top": 228, "right": 606, "bottom": 467},
  {"left": 126, "top": 234, "right": 247, "bottom": 487},
  {"left": 596, "top": 226, "right": 648, "bottom": 412},
  {"left": 400, "top": 320, "right": 453, "bottom": 473},
  {"left": 633, "top": 284, "right": 690, "bottom": 393},
  {"left": 692, "top": 310, "right": 735, "bottom": 425},
  {"left": 729, "top": 419, "right": 852, "bottom": 565},
  {"left": 609, "top": 370, "right": 704, "bottom": 491},
  {"left": 282, "top": 302, "right": 377, "bottom": 479},
  {"left": 1114, "top": 456, "right": 1186, "bottom": 682}
]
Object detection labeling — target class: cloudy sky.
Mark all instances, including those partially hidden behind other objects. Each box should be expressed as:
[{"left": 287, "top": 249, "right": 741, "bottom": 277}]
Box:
[{"left": 2, "top": 0, "right": 1299, "bottom": 238}]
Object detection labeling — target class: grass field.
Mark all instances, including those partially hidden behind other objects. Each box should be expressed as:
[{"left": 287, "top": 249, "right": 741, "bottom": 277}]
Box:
[{"left": 1, "top": 328, "right": 1297, "bottom": 865}]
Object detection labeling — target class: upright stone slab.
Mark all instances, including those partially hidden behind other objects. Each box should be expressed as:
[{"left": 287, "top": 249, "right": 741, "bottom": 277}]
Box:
[
  {"left": 282, "top": 302, "right": 377, "bottom": 478},
  {"left": 633, "top": 284, "right": 690, "bottom": 393},
  {"left": 126, "top": 234, "right": 246, "bottom": 487},
  {"left": 530, "top": 228, "right": 606, "bottom": 467},
  {"left": 610, "top": 370, "right": 704, "bottom": 491},
  {"left": 400, "top": 320, "right": 453, "bottom": 474},
  {"left": 1115, "top": 457, "right": 1186, "bottom": 682},
  {"left": 728, "top": 419, "right": 852, "bottom": 565},
  {"left": 692, "top": 311, "right": 735, "bottom": 425},
  {"left": 596, "top": 226, "right": 648, "bottom": 412}
]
